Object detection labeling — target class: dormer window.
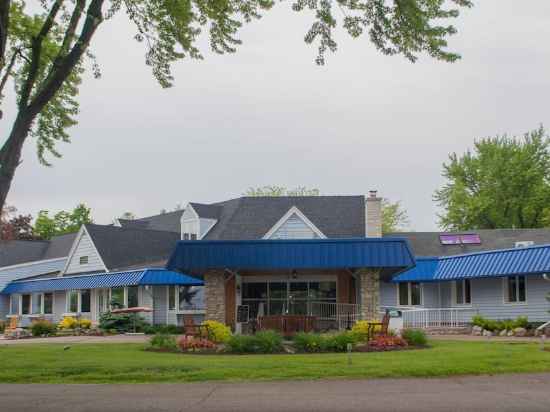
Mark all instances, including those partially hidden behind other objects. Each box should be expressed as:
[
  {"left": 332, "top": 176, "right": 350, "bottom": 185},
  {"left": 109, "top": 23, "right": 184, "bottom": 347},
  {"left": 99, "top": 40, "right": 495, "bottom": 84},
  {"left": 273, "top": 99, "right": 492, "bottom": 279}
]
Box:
[
  {"left": 183, "top": 233, "right": 198, "bottom": 240},
  {"left": 79, "top": 256, "right": 89, "bottom": 265}
]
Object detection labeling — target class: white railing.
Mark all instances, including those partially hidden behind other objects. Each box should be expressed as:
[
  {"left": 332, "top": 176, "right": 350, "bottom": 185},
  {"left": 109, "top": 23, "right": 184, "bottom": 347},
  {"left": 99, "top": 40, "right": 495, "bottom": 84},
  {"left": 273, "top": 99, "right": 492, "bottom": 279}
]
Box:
[
  {"left": 309, "top": 301, "right": 360, "bottom": 330},
  {"left": 401, "top": 307, "right": 477, "bottom": 329}
]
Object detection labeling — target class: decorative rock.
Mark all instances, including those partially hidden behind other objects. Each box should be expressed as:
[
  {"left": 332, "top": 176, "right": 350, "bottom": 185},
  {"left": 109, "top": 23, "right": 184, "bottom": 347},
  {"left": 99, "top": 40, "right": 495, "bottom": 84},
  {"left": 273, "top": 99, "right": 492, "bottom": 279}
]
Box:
[
  {"left": 513, "top": 327, "right": 527, "bottom": 337},
  {"left": 507, "top": 330, "right": 514, "bottom": 337},
  {"left": 499, "top": 329, "right": 508, "bottom": 337},
  {"left": 472, "top": 326, "right": 483, "bottom": 336},
  {"left": 482, "top": 329, "right": 493, "bottom": 337}
]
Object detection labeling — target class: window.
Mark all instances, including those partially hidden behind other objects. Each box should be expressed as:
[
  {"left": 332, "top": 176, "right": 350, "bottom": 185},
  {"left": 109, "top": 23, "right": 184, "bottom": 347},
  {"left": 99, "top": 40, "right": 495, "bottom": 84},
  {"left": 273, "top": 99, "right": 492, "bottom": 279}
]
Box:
[
  {"left": 67, "top": 290, "right": 91, "bottom": 313},
  {"left": 127, "top": 286, "right": 139, "bottom": 308},
  {"left": 454, "top": 279, "right": 471, "bottom": 305},
  {"left": 505, "top": 276, "right": 526, "bottom": 303},
  {"left": 79, "top": 256, "right": 89, "bottom": 265},
  {"left": 32, "top": 293, "right": 42, "bottom": 314},
  {"left": 242, "top": 281, "right": 337, "bottom": 319},
  {"left": 397, "top": 282, "right": 422, "bottom": 306},
  {"left": 10, "top": 294, "right": 20, "bottom": 315},
  {"left": 44, "top": 293, "right": 53, "bottom": 314},
  {"left": 190, "top": 233, "right": 198, "bottom": 240},
  {"left": 110, "top": 287, "right": 125, "bottom": 309},
  {"left": 183, "top": 233, "right": 190, "bottom": 240},
  {"left": 21, "top": 294, "right": 31, "bottom": 315},
  {"left": 177, "top": 286, "right": 203, "bottom": 311},
  {"left": 168, "top": 286, "right": 176, "bottom": 310}
]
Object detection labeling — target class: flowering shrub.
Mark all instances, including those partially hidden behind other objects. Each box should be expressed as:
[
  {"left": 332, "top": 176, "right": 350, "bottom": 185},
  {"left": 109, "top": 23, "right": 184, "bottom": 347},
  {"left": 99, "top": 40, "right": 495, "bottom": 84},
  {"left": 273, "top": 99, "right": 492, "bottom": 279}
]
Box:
[
  {"left": 351, "top": 320, "right": 381, "bottom": 341},
  {"left": 368, "top": 336, "right": 408, "bottom": 350},
  {"left": 58, "top": 316, "right": 78, "bottom": 330},
  {"left": 31, "top": 320, "right": 57, "bottom": 337},
  {"left": 178, "top": 335, "right": 216, "bottom": 352},
  {"left": 79, "top": 319, "right": 92, "bottom": 329},
  {"left": 202, "top": 320, "right": 231, "bottom": 343}
]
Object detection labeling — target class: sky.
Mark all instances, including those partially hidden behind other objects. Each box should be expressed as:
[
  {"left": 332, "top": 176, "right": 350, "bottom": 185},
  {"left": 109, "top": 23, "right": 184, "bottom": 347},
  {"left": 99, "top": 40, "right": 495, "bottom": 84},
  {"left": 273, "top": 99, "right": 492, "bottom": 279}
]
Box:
[{"left": 3, "top": 1, "right": 550, "bottom": 231}]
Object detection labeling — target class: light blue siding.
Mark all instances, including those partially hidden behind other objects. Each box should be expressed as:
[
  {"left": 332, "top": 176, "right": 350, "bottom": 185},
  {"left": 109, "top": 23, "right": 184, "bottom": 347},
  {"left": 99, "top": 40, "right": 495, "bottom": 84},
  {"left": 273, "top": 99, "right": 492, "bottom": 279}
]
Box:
[
  {"left": 421, "top": 283, "right": 440, "bottom": 308},
  {"left": 0, "top": 258, "right": 66, "bottom": 291},
  {"left": 0, "top": 295, "right": 8, "bottom": 320},
  {"left": 269, "top": 214, "right": 320, "bottom": 239},
  {"left": 153, "top": 286, "right": 167, "bottom": 325}
]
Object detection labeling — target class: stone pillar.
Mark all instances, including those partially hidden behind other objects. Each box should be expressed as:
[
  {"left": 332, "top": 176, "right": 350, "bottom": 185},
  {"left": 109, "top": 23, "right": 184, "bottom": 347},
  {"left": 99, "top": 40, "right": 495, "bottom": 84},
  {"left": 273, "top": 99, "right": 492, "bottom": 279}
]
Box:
[
  {"left": 366, "top": 190, "right": 382, "bottom": 238},
  {"left": 357, "top": 268, "right": 380, "bottom": 320},
  {"left": 204, "top": 270, "right": 226, "bottom": 323}
]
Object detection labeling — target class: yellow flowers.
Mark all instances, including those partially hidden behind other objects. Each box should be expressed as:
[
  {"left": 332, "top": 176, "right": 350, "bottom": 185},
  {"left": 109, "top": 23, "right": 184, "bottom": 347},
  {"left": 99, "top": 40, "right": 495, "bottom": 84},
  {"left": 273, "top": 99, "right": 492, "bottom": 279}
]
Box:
[
  {"left": 202, "top": 320, "right": 231, "bottom": 343},
  {"left": 58, "top": 317, "right": 92, "bottom": 330},
  {"left": 351, "top": 320, "right": 381, "bottom": 342}
]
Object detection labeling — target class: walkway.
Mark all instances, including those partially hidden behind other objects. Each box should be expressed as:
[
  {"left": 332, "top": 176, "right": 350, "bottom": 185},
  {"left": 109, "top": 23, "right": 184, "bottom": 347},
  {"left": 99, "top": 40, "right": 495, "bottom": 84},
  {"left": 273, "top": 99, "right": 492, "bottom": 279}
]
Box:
[
  {"left": 0, "top": 334, "right": 149, "bottom": 345},
  {"left": 1, "top": 373, "right": 550, "bottom": 412}
]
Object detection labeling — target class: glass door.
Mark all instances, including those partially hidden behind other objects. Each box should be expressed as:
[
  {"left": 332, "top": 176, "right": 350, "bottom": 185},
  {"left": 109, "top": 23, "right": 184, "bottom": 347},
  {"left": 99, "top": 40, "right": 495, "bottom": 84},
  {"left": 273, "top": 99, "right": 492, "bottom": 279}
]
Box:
[{"left": 97, "top": 289, "right": 109, "bottom": 316}]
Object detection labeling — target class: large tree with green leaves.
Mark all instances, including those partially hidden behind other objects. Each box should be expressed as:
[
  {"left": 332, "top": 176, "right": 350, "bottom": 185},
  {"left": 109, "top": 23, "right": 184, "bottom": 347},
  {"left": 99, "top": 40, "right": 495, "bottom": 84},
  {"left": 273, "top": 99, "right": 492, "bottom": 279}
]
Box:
[
  {"left": 434, "top": 126, "right": 550, "bottom": 230},
  {"left": 381, "top": 198, "right": 409, "bottom": 233},
  {"left": 0, "top": 0, "right": 472, "bottom": 214},
  {"left": 33, "top": 202, "right": 92, "bottom": 239}
]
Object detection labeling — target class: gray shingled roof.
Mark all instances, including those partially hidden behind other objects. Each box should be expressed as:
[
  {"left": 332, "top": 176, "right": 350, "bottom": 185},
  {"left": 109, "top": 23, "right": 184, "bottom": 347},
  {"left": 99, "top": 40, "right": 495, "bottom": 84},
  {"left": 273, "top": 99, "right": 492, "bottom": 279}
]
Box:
[
  {"left": 189, "top": 203, "right": 222, "bottom": 220},
  {"left": 85, "top": 224, "right": 180, "bottom": 271},
  {"left": 203, "top": 196, "right": 366, "bottom": 240},
  {"left": 0, "top": 232, "right": 77, "bottom": 267},
  {"left": 117, "top": 210, "right": 183, "bottom": 233},
  {"left": 385, "top": 229, "right": 550, "bottom": 257}
]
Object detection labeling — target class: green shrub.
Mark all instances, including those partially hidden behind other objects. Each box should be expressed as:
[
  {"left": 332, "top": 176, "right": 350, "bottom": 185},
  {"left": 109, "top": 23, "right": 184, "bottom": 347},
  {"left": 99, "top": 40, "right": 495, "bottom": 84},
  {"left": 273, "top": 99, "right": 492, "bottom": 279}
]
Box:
[
  {"left": 99, "top": 312, "right": 148, "bottom": 333},
  {"left": 401, "top": 329, "right": 427, "bottom": 346},
  {"left": 226, "top": 334, "right": 258, "bottom": 353},
  {"left": 254, "top": 331, "right": 283, "bottom": 353},
  {"left": 294, "top": 332, "right": 324, "bottom": 353},
  {"left": 513, "top": 316, "right": 529, "bottom": 329},
  {"left": 472, "top": 315, "right": 529, "bottom": 332},
  {"left": 143, "top": 324, "right": 184, "bottom": 335},
  {"left": 322, "top": 331, "right": 359, "bottom": 352},
  {"left": 31, "top": 320, "right": 57, "bottom": 337},
  {"left": 0, "top": 320, "right": 5, "bottom": 333},
  {"left": 148, "top": 333, "right": 178, "bottom": 351}
]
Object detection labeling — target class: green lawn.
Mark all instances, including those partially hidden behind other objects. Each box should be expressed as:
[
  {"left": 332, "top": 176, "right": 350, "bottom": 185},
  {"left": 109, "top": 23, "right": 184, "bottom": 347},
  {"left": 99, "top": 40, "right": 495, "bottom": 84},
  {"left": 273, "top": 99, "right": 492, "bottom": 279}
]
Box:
[{"left": 0, "top": 340, "right": 549, "bottom": 383}]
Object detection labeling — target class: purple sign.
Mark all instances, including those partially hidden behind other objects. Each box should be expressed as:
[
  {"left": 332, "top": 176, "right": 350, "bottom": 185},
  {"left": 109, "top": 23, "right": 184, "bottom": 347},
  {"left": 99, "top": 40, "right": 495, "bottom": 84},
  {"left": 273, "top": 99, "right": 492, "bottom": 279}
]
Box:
[
  {"left": 460, "top": 234, "right": 481, "bottom": 244},
  {"left": 439, "top": 234, "right": 461, "bottom": 245},
  {"left": 439, "top": 234, "right": 481, "bottom": 245}
]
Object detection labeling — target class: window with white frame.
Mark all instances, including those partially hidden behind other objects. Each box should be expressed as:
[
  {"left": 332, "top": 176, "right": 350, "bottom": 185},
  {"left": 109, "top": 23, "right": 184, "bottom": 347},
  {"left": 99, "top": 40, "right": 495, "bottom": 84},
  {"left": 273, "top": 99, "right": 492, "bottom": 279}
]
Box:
[
  {"left": 9, "top": 295, "right": 19, "bottom": 315},
  {"left": 21, "top": 294, "right": 31, "bottom": 315},
  {"left": 398, "top": 282, "right": 422, "bottom": 306},
  {"left": 66, "top": 290, "right": 91, "bottom": 313},
  {"left": 109, "top": 286, "right": 139, "bottom": 309},
  {"left": 10, "top": 293, "right": 53, "bottom": 315},
  {"left": 168, "top": 286, "right": 204, "bottom": 312},
  {"left": 504, "top": 275, "right": 526, "bottom": 303},
  {"left": 453, "top": 279, "right": 471, "bottom": 305}
]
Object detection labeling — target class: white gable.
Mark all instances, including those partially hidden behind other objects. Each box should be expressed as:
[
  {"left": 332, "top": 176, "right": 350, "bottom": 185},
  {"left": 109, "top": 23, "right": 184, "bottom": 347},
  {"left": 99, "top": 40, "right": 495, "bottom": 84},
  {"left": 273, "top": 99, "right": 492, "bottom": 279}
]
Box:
[
  {"left": 266, "top": 212, "right": 323, "bottom": 240},
  {"left": 64, "top": 228, "right": 106, "bottom": 275},
  {"left": 180, "top": 204, "right": 217, "bottom": 239}
]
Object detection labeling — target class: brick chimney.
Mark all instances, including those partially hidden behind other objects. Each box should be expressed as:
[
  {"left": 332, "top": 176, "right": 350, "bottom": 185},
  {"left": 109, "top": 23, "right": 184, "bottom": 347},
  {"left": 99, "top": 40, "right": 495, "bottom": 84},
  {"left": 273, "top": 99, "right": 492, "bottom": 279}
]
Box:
[{"left": 366, "top": 190, "right": 382, "bottom": 238}]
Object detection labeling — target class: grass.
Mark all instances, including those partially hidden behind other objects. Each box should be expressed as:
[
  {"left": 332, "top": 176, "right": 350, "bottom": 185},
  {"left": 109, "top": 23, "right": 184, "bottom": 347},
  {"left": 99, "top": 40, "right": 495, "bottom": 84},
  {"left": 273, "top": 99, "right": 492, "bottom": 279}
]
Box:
[{"left": 0, "top": 340, "right": 549, "bottom": 383}]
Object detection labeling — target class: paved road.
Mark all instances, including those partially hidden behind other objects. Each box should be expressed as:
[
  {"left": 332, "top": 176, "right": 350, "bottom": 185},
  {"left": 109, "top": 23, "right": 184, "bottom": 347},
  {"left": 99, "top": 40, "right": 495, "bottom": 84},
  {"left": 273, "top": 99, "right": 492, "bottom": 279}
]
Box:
[{"left": 2, "top": 374, "right": 550, "bottom": 412}]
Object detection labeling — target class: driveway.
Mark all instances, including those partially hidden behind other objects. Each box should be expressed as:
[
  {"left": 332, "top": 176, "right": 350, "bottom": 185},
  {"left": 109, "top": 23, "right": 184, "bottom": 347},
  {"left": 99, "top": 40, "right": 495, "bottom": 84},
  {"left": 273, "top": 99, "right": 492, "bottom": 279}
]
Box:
[{"left": 1, "top": 373, "right": 550, "bottom": 412}]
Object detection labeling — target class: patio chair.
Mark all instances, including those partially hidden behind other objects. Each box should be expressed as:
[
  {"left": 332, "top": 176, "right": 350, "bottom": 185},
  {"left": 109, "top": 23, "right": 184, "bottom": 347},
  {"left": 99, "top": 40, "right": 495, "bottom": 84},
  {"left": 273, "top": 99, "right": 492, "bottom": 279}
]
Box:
[
  {"left": 368, "top": 310, "right": 391, "bottom": 339},
  {"left": 4, "top": 315, "right": 20, "bottom": 336},
  {"left": 183, "top": 315, "right": 209, "bottom": 339}
]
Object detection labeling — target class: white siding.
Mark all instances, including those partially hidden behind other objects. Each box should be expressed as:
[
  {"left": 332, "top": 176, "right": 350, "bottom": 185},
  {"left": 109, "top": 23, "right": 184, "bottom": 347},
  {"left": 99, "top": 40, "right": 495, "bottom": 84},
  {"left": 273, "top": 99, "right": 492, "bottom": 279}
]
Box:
[
  {"left": 0, "top": 258, "right": 66, "bottom": 290},
  {"left": 65, "top": 232, "right": 104, "bottom": 274},
  {"left": 269, "top": 214, "right": 320, "bottom": 239},
  {"left": 380, "top": 281, "right": 397, "bottom": 308},
  {"left": 53, "top": 291, "right": 66, "bottom": 322},
  {"left": 140, "top": 286, "right": 154, "bottom": 324},
  {"left": 0, "top": 295, "right": 9, "bottom": 320},
  {"left": 199, "top": 218, "right": 217, "bottom": 238},
  {"left": 153, "top": 286, "right": 168, "bottom": 325}
]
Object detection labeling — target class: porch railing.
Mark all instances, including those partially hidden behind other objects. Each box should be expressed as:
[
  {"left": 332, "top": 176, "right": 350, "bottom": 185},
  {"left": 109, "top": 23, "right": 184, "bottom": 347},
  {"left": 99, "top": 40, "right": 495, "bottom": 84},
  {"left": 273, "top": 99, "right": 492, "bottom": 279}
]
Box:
[
  {"left": 401, "top": 307, "right": 477, "bottom": 329},
  {"left": 309, "top": 301, "right": 360, "bottom": 330}
]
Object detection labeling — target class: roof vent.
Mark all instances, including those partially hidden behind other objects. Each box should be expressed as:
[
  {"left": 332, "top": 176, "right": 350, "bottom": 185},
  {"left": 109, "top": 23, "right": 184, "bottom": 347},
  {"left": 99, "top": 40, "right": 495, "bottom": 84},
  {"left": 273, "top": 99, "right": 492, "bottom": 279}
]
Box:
[{"left": 515, "top": 241, "right": 534, "bottom": 248}]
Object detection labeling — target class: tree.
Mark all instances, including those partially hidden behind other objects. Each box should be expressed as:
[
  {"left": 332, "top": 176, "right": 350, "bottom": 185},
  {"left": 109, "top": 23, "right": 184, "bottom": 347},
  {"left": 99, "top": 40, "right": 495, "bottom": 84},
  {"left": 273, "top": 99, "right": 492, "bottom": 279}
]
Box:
[
  {"left": 434, "top": 126, "right": 550, "bottom": 230},
  {"left": 381, "top": 198, "right": 409, "bottom": 233},
  {"left": 0, "top": 0, "right": 472, "bottom": 212},
  {"left": 33, "top": 202, "right": 92, "bottom": 239},
  {"left": 244, "top": 186, "right": 320, "bottom": 196},
  {"left": 0, "top": 205, "right": 37, "bottom": 239}
]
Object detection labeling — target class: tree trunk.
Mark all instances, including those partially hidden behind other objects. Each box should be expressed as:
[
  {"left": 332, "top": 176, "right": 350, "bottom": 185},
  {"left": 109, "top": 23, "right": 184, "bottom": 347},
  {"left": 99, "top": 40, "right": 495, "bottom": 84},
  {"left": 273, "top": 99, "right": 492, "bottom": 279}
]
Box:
[{"left": 0, "top": 111, "right": 35, "bottom": 212}]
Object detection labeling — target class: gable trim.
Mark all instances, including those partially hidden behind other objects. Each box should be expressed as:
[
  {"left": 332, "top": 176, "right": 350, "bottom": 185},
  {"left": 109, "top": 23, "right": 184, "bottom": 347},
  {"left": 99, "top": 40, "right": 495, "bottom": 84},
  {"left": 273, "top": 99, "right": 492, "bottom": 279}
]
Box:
[
  {"left": 262, "top": 206, "right": 327, "bottom": 239},
  {"left": 61, "top": 226, "right": 109, "bottom": 275}
]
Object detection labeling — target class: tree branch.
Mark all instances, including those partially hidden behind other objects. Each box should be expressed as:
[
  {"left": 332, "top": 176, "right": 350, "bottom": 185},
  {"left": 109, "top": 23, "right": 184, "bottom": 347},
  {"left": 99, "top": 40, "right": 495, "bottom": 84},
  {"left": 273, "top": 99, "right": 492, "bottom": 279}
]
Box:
[
  {"left": 18, "top": 0, "right": 64, "bottom": 110},
  {"left": 0, "top": 48, "right": 18, "bottom": 99},
  {"left": 0, "top": 0, "right": 10, "bottom": 69},
  {"left": 29, "top": 0, "right": 104, "bottom": 116}
]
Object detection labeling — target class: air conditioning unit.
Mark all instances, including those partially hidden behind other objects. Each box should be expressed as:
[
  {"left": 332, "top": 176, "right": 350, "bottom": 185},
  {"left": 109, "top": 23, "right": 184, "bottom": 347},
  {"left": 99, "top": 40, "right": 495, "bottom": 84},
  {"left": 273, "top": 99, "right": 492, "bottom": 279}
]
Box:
[{"left": 515, "top": 241, "right": 534, "bottom": 248}]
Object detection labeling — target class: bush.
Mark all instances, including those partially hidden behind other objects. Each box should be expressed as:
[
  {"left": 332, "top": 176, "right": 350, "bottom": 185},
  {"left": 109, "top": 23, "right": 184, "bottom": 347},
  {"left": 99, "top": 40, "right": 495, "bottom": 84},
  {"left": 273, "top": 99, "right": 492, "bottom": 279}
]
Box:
[
  {"left": 226, "top": 331, "right": 284, "bottom": 354},
  {"left": 58, "top": 316, "right": 78, "bottom": 330},
  {"left": 31, "top": 320, "right": 57, "bottom": 337},
  {"left": 322, "top": 331, "right": 359, "bottom": 352},
  {"left": 401, "top": 329, "right": 427, "bottom": 346},
  {"left": 294, "top": 332, "right": 324, "bottom": 353},
  {"left": 99, "top": 311, "right": 148, "bottom": 333},
  {"left": 513, "top": 316, "right": 529, "bottom": 329},
  {"left": 177, "top": 336, "right": 216, "bottom": 352},
  {"left": 472, "top": 315, "right": 530, "bottom": 332},
  {"left": 79, "top": 319, "right": 92, "bottom": 329},
  {"left": 202, "top": 320, "right": 232, "bottom": 343},
  {"left": 0, "top": 320, "right": 5, "bottom": 333},
  {"left": 148, "top": 333, "right": 178, "bottom": 351},
  {"left": 368, "top": 336, "right": 408, "bottom": 350}
]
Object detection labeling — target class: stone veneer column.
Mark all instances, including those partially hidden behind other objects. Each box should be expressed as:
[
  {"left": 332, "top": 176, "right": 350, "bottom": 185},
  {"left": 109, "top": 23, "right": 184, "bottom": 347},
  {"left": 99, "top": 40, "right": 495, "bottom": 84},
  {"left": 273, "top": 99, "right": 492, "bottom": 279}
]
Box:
[
  {"left": 357, "top": 268, "right": 380, "bottom": 320},
  {"left": 204, "top": 270, "right": 226, "bottom": 323}
]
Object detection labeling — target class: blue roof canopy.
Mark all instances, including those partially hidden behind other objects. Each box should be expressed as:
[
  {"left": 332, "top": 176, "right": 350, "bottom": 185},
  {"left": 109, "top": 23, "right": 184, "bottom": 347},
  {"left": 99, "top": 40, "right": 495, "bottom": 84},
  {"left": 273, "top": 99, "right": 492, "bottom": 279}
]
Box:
[
  {"left": 394, "top": 244, "right": 550, "bottom": 283},
  {"left": 166, "top": 238, "right": 415, "bottom": 275},
  {"left": 1, "top": 268, "right": 203, "bottom": 294}
]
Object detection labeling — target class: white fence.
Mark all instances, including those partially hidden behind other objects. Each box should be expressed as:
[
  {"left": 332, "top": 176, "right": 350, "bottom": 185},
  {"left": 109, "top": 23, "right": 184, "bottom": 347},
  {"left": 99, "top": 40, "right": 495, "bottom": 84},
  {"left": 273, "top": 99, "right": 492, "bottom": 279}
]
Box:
[
  {"left": 401, "top": 308, "right": 477, "bottom": 329},
  {"left": 309, "top": 302, "right": 360, "bottom": 330}
]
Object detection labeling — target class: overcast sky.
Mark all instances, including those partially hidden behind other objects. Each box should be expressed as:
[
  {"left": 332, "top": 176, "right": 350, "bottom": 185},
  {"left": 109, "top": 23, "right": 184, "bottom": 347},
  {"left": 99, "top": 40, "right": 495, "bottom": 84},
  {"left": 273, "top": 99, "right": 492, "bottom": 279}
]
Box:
[{"left": 3, "top": 1, "right": 550, "bottom": 231}]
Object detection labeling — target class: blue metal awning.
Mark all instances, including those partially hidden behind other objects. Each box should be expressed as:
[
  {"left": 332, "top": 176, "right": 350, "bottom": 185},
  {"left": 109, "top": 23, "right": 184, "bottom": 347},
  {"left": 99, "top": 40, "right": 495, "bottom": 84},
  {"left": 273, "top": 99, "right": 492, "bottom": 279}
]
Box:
[
  {"left": 166, "top": 238, "right": 415, "bottom": 274},
  {"left": 393, "top": 244, "right": 550, "bottom": 283},
  {"left": 1, "top": 268, "right": 203, "bottom": 294}
]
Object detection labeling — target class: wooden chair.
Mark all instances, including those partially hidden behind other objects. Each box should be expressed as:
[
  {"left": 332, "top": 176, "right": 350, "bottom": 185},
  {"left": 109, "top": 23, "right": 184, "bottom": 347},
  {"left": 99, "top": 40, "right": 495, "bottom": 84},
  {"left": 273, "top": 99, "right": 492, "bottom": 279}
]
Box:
[
  {"left": 4, "top": 315, "right": 19, "bottom": 335},
  {"left": 368, "top": 311, "right": 391, "bottom": 339},
  {"left": 183, "top": 315, "right": 209, "bottom": 338}
]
